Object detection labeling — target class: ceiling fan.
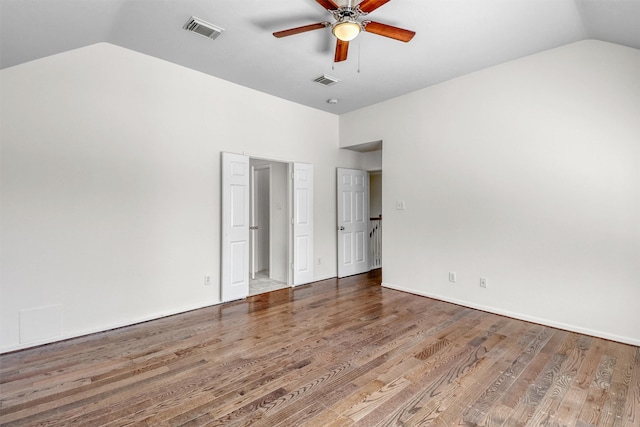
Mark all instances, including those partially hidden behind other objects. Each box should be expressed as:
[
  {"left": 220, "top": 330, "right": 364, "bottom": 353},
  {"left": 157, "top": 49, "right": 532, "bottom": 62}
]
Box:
[{"left": 273, "top": 0, "right": 416, "bottom": 62}]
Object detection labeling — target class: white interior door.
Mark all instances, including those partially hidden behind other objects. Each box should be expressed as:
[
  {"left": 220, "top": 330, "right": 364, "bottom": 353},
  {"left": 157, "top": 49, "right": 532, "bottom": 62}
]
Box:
[
  {"left": 292, "top": 162, "right": 314, "bottom": 286},
  {"left": 337, "top": 168, "right": 369, "bottom": 278},
  {"left": 250, "top": 165, "right": 256, "bottom": 280},
  {"left": 221, "top": 152, "right": 250, "bottom": 302}
]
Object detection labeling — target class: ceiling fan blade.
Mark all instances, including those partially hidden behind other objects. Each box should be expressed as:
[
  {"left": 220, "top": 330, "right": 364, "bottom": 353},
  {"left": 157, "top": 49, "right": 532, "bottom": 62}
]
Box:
[
  {"left": 316, "top": 0, "right": 340, "bottom": 11},
  {"left": 334, "top": 39, "right": 349, "bottom": 62},
  {"left": 357, "top": 0, "right": 391, "bottom": 13},
  {"left": 364, "top": 21, "right": 415, "bottom": 42},
  {"left": 273, "top": 22, "right": 328, "bottom": 38}
]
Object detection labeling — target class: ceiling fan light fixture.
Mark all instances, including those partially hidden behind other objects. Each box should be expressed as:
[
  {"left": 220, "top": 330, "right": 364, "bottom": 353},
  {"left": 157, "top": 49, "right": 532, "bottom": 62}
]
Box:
[{"left": 332, "top": 20, "right": 361, "bottom": 41}]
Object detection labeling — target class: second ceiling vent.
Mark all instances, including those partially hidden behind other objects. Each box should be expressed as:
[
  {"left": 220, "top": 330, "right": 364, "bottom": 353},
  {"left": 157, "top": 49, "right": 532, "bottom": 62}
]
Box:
[
  {"left": 313, "top": 74, "right": 340, "bottom": 86},
  {"left": 184, "top": 16, "right": 224, "bottom": 40}
]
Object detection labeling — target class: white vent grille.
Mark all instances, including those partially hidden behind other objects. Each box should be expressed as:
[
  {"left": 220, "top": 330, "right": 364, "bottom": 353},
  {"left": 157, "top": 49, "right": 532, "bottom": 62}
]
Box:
[
  {"left": 313, "top": 74, "right": 340, "bottom": 86},
  {"left": 184, "top": 16, "right": 224, "bottom": 40}
]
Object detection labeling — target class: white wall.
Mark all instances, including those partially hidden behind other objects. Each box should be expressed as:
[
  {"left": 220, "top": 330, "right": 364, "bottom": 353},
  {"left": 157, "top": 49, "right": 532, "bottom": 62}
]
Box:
[
  {"left": 358, "top": 150, "right": 383, "bottom": 172},
  {"left": 0, "top": 43, "right": 359, "bottom": 352},
  {"left": 269, "top": 161, "right": 289, "bottom": 283},
  {"left": 340, "top": 40, "right": 640, "bottom": 345}
]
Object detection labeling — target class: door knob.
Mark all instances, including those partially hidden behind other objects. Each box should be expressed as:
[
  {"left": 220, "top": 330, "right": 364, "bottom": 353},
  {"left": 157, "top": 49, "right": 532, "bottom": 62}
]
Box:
[
  {"left": 338, "top": 226, "right": 345, "bottom": 231},
  {"left": 250, "top": 226, "right": 259, "bottom": 230}
]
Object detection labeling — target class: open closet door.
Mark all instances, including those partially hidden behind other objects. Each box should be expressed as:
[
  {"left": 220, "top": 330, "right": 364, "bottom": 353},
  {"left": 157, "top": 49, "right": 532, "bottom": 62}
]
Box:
[
  {"left": 292, "top": 162, "right": 314, "bottom": 286},
  {"left": 221, "top": 152, "right": 250, "bottom": 302}
]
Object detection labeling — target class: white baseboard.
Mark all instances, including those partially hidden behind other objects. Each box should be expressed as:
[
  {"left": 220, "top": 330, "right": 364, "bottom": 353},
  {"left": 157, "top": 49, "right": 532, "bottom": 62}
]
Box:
[
  {"left": 2, "top": 274, "right": 340, "bottom": 353},
  {"left": 382, "top": 282, "right": 640, "bottom": 347},
  {"left": 1, "top": 301, "right": 222, "bottom": 354},
  {"left": 312, "top": 273, "right": 337, "bottom": 283}
]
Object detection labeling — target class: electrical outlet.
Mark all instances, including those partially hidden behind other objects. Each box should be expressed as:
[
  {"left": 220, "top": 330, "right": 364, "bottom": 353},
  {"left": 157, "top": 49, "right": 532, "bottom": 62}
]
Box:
[
  {"left": 204, "top": 275, "right": 212, "bottom": 286},
  {"left": 449, "top": 272, "right": 456, "bottom": 283},
  {"left": 480, "top": 277, "right": 487, "bottom": 288}
]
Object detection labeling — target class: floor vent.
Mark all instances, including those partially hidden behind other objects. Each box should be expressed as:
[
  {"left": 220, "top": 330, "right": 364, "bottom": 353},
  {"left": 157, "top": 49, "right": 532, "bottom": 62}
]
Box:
[
  {"left": 183, "top": 16, "right": 224, "bottom": 40},
  {"left": 313, "top": 74, "right": 340, "bottom": 86}
]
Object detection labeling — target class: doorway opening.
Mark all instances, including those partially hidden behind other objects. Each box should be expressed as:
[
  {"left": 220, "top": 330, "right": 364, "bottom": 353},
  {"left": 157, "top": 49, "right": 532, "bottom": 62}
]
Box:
[
  {"left": 337, "top": 141, "right": 383, "bottom": 278},
  {"left": 221, "top": 152, "right": 314, "bottom": 302},
  {"left": 249, "top": 159, "right": 289, "bottom": 296}
]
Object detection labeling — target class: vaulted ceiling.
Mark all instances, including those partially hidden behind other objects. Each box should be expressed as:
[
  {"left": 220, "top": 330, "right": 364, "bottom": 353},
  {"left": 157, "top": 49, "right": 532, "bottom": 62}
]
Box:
[{"left": 1, "top": 0, "right": 639, "bottom": 114}]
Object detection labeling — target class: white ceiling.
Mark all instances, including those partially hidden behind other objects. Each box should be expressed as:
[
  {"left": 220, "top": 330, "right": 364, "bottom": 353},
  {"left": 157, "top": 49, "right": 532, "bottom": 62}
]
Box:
[{"left": 1, "top": 0, "right": 639, "bottom": 114}]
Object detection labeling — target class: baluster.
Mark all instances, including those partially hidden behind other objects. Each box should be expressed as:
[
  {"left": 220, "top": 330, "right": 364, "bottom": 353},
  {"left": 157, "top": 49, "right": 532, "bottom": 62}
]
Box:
[{"left": 368, "top": 217, "right": 382, "bottom": 269}]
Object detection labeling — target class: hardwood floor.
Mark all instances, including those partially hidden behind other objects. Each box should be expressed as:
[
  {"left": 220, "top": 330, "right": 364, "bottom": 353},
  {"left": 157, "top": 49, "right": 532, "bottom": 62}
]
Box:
[{"left": 1, "top": 269, "right": 638, "bottom": 426}]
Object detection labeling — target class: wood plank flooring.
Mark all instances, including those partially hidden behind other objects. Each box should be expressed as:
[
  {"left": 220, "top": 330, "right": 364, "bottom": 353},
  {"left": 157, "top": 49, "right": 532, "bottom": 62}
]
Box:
[{"left": 1, "top": 269, "right": 638, "bottom": 426}]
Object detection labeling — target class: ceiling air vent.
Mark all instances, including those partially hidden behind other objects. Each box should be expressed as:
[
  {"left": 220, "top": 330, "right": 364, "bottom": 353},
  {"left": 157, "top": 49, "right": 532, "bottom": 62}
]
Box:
[
  {"left": 183, "top": 16, "right": 224, "bottom": 40},
  {"left": 313, "top": 74, "right": 340, "bottom": 86}
]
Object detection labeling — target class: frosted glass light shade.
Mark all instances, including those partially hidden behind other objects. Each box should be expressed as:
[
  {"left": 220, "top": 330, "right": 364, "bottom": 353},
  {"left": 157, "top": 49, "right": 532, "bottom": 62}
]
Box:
[{"left": 332, "top": 21, "right": 361, "bottom": 41}]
